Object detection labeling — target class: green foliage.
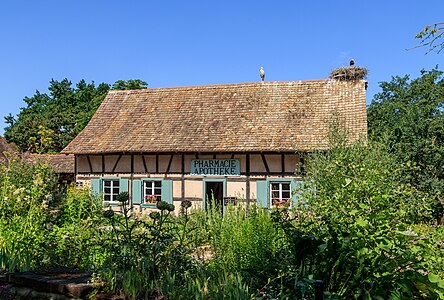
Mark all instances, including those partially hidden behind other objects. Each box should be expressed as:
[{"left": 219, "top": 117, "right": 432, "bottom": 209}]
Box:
[
  {"left": 45, "top": 186, "right": 106, "bottom": 269},
  {"left": 0, "top": 155, "right": 58, "bottom": 272},
  {"left": 258, "top": 209, "right": 325, "bottom": 299},
  {"left": 160, "top": 271, "right": 251, "bottom": 300},
  {"left": 58, "top": 185, "right": 103, "bottom": 224},
  {"left": 4, "top": 79, "right": 110, "bottom": 153},
  {"left": 111, "top": 79, "right": 148, "bottom": 90},
  {"left": 4, "top": 78, "right": 148, "bottom": 154},
  {"left": 1, "top": 145, "right": 443, "bottom": 299},
  {"left": 292, "top": 131, "right": 444, "bottom": 299},
  {"left": 100, "top": 198, "right": 199, "bottom": 298},
  {"left": 367, "top": 69, "right": 444, "bottom": 222},
  {"left": 0, "top": 156, "right": 57, "bottom": 218},
  {"left": 204, "top": 204, "right": 285, "bottom": 286}
]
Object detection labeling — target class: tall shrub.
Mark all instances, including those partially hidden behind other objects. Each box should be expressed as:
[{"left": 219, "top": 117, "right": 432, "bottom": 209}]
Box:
[
  {"left": 0, "top": 155, "right": 57, "bottom": 271},
  {"left": 293, "top": 130, "right": 443, "bottom": 298},
  {"left": 46, "top": 185, "right": 105, "bottom": 269}
]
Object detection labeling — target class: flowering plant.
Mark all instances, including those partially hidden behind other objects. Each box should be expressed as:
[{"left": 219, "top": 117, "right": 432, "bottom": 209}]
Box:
[
  {"left": 272, "top": 199, "right": 290, "bottom": 208},
  {"left": 145, "top": 195, "right": 158, "bottom": 204}
]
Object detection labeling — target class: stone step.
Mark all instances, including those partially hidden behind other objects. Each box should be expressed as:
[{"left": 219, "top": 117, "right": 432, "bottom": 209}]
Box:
[{"left": 7, "top": 268, "right": 94, "bottom": 299}]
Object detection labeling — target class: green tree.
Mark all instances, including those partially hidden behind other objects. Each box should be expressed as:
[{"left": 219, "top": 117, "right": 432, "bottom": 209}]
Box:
[
  {"left": 4, "top": 78, "right": 148, "bottom": 153},
  {"left": 367, "top": 69, "right": 444, "bottom": 222},
  {"left": 4, "top": 79, "right": 109, "bottom": 153},
  {"left": 111, "top": 79, "right": 148, "bottom": 90}
]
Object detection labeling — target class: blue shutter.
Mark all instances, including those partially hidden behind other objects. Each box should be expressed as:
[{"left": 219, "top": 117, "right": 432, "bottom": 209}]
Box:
[
  {"left": 256, "top": 180, "right": 269, "bottom": 209},
  {"left": 291, "top": 179, "right": 302, "bottom": 206},
  {"left": 91, "top": 178, "right": 101, "bottom": 195},
  {"left": 119, "top": 178, "right": 129, "bottom": 193},
  {"left": 132, "top": 180, "right": 142, "bottom": 204},
  {"left": 162, "top": 179, "right": 173, "bottom": 204}
]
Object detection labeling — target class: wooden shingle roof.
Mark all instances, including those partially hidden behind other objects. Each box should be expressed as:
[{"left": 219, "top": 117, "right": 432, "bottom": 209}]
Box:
[
  {"left": 62, "top": 80, "right": 367, "bottom": 154},
  {"left": 34, "top": 154, "right": 75, "bottom": 174}
]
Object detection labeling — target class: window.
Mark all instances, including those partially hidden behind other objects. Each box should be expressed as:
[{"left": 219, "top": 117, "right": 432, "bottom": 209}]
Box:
[
  {"left": 76, "top": 181, "right": 84, "bottom": 188},
  {"left": 91, "top": 177, "right": 128, "bottom": 205},
  {"left": 143, "top": 180, "right": 162, "bottom": 204},
  {"left": 132, "top": 178, "right": 173, "bottom": 206},
  {"left": 256, "top": 178, "right": 300, "bottom": 209},
  {"left": 103, "top": 179, "right": 120, "bottom": 203},
  {"left": 270, "top": 182, "right": 291, "bottom": 207}
]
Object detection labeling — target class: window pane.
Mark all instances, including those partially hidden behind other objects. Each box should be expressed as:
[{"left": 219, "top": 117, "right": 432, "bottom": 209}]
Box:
[
  {"left": 271, "top": 191, "right": 280, "bottom": 198},
  {"left": 114, "top": 181, "right": 120, "bottom": 188},
  {"left": 154, "top": 181, "right": 162, "bottom": 188},
  {"left": 104, "top": 195, "right": 110, "bottom": 201},
  {"left": 104, "top": 180, "right": 111, "bottom": 187},
  {"left": 282, "top": 192, "right": 291, "bottom": 199},
  {"left": 271, "top": 183, "right": 280, "bottom": 190},
  {"left": 154, "top": 187, "right": 162, "bottom": 195}
]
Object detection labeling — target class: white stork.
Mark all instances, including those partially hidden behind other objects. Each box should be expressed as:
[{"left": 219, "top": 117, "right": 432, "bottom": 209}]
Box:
[{"left": 260, "top": 67, "right": 265, "bottom": 81}]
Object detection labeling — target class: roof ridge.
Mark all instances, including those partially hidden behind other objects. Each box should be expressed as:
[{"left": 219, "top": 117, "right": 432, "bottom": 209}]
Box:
[{"left": 109, "top": 79, "right": 331, "bottom": 93}]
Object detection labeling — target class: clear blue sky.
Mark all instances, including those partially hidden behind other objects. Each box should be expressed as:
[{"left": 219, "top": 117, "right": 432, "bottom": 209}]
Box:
[{"left": 0, "top": 1, "right": 443, "bottom": 135}]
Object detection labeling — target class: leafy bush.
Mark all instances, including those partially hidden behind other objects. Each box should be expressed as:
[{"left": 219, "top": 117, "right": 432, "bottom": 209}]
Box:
[
  {"left": 291, "top": 131, "right": 444, "bottom": 299},
  {"left": 205, "top": 203, "right": 285, "bottom": 287},
  {"left": 99, "top": 197, "right": 200, "bottom": 298},
  {"left": 0, "top": 155, "right": 57, "bottom": 272},
  {"left": 45, "top": 185, "right": 106, "bottom": 269},
  {"left": 58, "top": 184, "right": 103, "bottom": 224}
]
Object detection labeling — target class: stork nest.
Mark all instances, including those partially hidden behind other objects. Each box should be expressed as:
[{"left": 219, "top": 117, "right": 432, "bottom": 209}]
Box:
[{"left": 330, "top": 66, "right": 368, "bottom": 81}]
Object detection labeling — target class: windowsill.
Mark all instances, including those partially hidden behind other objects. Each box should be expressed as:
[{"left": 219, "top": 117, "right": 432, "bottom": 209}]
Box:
[
  {"left": 272, "top": 206, "right": 292, "bottom": 209},
  {"left": 141, "top": 203, "right": 157, "bottom": 208},
  {"left": 104, "top": 201, "right": 128, "bottom": 207}
]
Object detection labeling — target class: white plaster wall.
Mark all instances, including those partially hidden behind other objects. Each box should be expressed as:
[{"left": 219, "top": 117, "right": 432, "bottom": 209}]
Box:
[
  {"left": 173, "top": 180, "right": 182, "bottom": 198},
  {"left": 78, "top": 153, "right": 298, "bottom": 175},
  {"left": 77, "top": 156, "right": 89, "bottom": 173},
  {"left": 104, "top": 156, "right": 119, "bottom": 173},
  {"left": 266, "top": 154, "right": 281, "bottom": 172},
  {"left": 250, "top": 154, "right": 267, "bottom": 173},
  {"left": 250, "top": 180, "right": 257, "bottom": 201},
  {"left": 184, "top": 179, "right": 203, "bottom": 199},
  {"left": 133, "top": 156, "right": 145, "bottom": 173},
  {"left": 183, "top": 155, "right": 194, "bottom": 173},
  {"left": 286, "top": 155, "right": 299, "bottom": 173},
  {"left": 114, "top": 155, "right": 131, "bottom": 173},
  {"left": 226, "top": 181, "right": 246, "bottom": 199}
]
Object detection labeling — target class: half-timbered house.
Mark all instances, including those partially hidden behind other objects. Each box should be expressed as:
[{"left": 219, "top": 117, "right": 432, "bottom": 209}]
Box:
[{"left": 61, "top": 79, "right": 367, "bottom": 212}]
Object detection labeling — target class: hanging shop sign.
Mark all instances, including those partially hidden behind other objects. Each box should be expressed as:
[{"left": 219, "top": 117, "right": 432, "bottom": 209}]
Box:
[{"left": 190, "top": 159, "right": 240, "bottom": 176}]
